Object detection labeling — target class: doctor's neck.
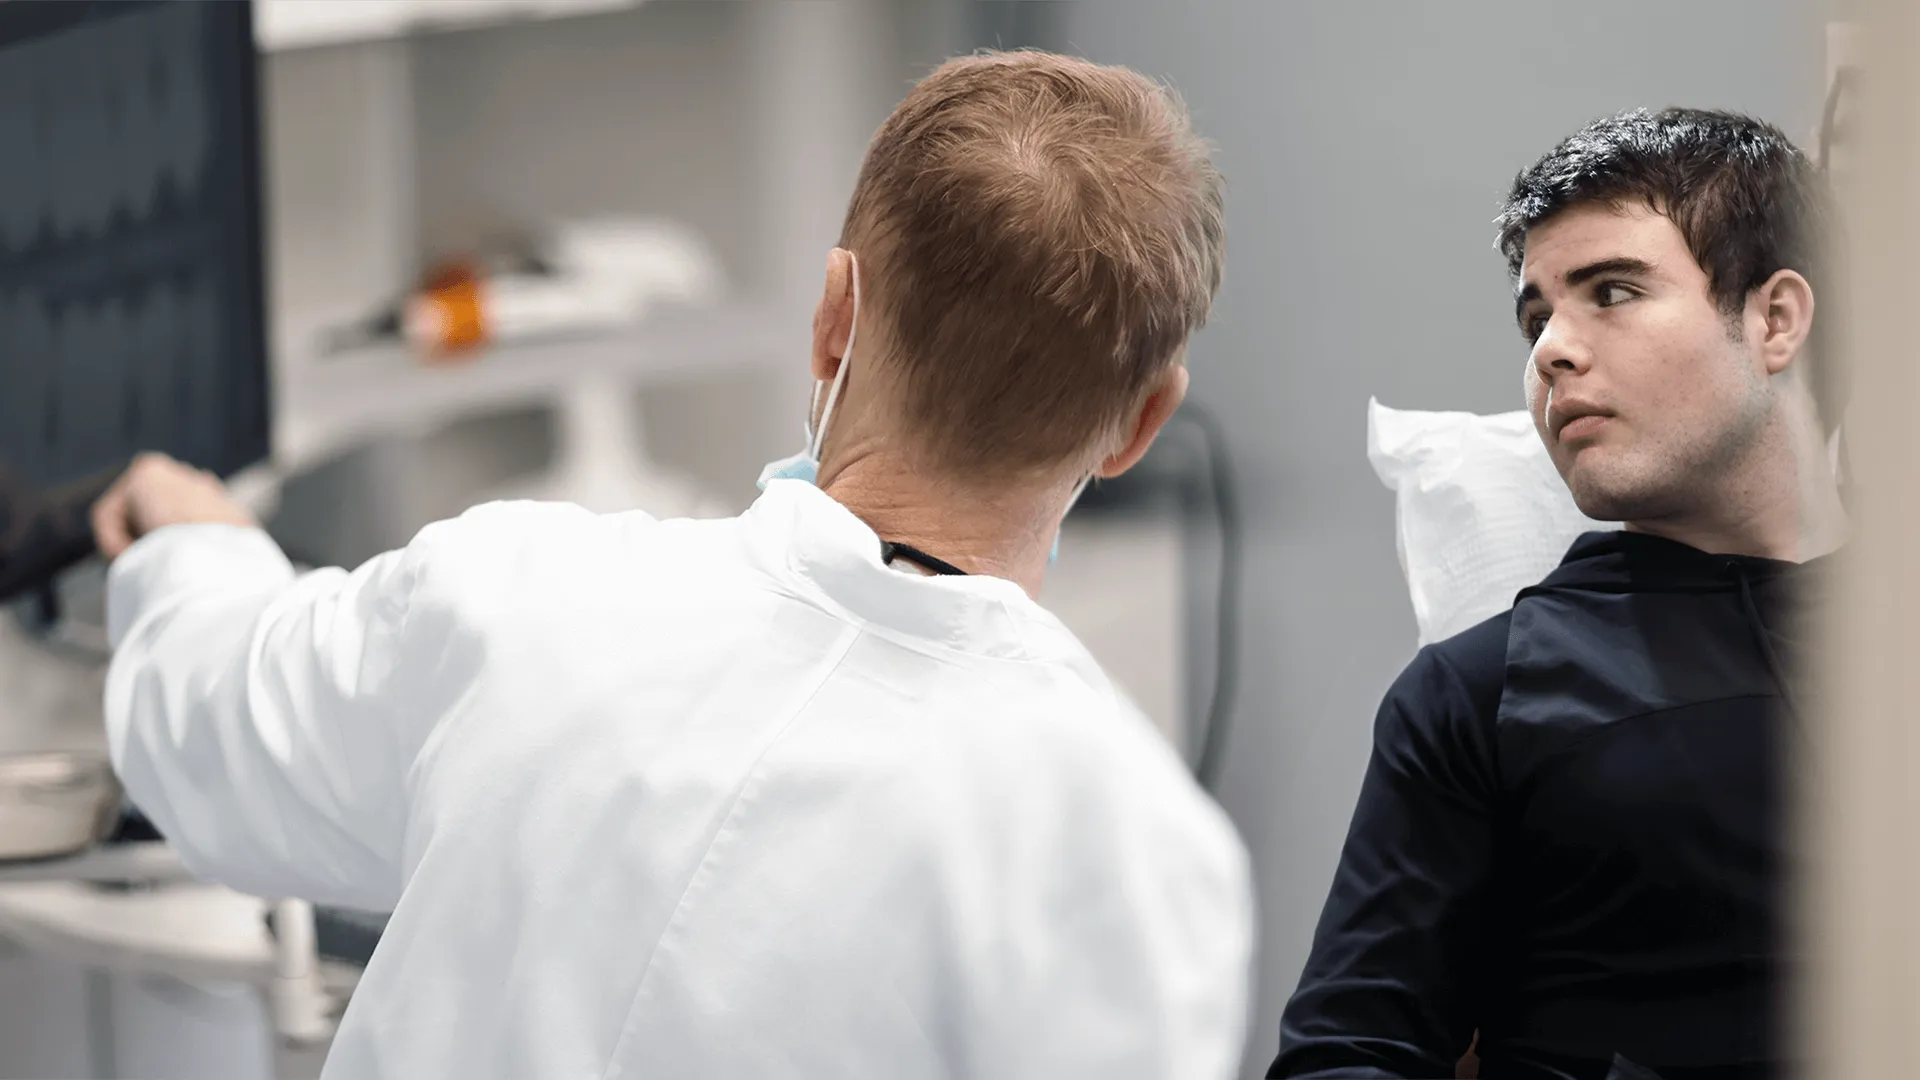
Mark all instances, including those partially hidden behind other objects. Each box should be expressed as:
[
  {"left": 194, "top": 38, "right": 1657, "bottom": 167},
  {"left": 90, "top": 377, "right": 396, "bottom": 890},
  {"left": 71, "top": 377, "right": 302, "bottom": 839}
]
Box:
[{"left": 820, "top": 445, "right": 1070, "bottom": 600}]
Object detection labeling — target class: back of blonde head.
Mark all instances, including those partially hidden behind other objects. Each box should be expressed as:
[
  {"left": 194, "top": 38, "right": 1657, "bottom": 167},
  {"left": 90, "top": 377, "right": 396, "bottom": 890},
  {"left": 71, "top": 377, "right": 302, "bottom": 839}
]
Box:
[{"left": 839, "top": 50, "right": 1226, "bottom": 480}]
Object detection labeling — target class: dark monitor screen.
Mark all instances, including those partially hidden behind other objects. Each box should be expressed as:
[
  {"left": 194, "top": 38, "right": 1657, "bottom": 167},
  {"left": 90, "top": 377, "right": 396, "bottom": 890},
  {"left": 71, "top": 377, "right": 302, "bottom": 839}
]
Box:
[{"left": 0, "top": 0, "right": 270, "bottom": 490}]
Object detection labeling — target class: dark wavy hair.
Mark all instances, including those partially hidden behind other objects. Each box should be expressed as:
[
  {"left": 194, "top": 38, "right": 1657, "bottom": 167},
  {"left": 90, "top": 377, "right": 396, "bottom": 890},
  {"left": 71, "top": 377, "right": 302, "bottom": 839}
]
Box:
[{"left": 1496, "top": 107, "right": 1845, "bottom": 429}]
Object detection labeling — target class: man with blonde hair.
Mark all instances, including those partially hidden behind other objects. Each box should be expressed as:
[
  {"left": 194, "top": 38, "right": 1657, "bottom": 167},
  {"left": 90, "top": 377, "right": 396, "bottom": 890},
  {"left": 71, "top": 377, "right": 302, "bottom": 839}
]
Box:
[{"left": 94, "top": 51, "right": 1252, "bottom": 1080}]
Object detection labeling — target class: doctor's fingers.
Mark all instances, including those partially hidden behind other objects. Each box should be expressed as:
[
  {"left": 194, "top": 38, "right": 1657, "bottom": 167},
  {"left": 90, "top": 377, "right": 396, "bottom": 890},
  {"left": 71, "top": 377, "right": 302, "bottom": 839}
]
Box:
[
  {"left": 95, "top": 453, "right": 222, "bottom": 558},
  {"left": 91, "top": 480, "right": 135, "bottom": 561},
  {"left": 124, "top": 457, "right": 256, "bottom": 534}
]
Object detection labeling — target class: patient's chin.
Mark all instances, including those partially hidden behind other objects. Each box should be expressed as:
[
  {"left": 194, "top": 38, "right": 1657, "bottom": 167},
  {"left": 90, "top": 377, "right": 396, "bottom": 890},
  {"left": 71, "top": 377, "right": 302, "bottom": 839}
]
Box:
[{"left": 1563, "top": 469, "right": 1645, "bottom": 524}]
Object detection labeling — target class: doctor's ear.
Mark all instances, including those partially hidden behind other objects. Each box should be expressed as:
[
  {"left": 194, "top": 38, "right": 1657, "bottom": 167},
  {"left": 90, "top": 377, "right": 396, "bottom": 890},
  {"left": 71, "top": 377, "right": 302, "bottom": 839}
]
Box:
[
  {"left": 811, "top": 249, "right": 857, "bottom": 384},
  {"left": 1098, "top": 363, "right": 1190, "bottom": 480}
]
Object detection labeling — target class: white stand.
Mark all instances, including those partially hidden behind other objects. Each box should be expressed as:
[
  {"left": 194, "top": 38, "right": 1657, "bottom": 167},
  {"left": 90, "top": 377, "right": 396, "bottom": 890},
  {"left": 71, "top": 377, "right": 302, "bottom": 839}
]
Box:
[
  {"left": 486, "top": 369, "right": 732, "bottom": 519},
  {"left": 266, "top": 899, "right": 332, "bottom": 1051},
  {"left": 0, "top": 878, "right": 331, "bottom": 1080}
]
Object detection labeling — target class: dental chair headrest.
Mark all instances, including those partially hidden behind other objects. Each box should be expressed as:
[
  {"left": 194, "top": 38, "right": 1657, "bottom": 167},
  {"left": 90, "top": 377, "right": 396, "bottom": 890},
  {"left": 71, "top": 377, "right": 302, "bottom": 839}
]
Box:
[{"left": 1367, "top": 398, "right": 1618, "bottom": 647}]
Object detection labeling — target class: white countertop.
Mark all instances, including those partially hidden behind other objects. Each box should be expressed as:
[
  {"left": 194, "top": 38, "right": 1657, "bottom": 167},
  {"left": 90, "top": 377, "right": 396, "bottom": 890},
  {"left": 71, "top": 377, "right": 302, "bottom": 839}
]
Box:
[{"left": 0, "top": 879, "right": 274, "bottom": 986}]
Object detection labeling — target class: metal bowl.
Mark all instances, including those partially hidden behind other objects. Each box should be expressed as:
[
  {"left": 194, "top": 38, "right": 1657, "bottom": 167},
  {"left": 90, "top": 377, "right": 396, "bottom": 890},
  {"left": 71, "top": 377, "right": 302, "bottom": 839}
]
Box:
[{"left": 0, "top": 751, "right": 122, "bottom": 863}]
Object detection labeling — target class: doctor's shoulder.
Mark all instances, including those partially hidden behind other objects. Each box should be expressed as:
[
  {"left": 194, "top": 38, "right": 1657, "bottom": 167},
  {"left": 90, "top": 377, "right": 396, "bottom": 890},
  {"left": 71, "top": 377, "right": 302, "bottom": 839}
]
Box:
[
  {"left": 991, "top": 667, "right": 1250, "bottom": 894},
  {"left": 967, "top": 676, "right": 1256, "bottom": 1029},
  {"left": 388, "top": 499, "right": 738, "bottom": 615}
]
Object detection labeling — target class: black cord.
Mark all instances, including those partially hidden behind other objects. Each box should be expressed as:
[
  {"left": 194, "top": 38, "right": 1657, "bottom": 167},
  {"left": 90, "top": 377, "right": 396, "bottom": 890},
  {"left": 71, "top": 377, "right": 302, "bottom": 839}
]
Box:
[
  {"left": 1170, "top": 403, "right": 1243, "bottom": 792},
  {"left": 879, "top": 540, "right": 968, "bottom": 577}
]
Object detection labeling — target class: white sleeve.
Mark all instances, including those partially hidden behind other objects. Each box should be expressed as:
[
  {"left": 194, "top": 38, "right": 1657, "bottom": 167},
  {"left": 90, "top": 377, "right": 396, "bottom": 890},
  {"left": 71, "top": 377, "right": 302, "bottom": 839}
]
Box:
[{"left": 104, "top": 522, "right": 429, "bottom": 911}]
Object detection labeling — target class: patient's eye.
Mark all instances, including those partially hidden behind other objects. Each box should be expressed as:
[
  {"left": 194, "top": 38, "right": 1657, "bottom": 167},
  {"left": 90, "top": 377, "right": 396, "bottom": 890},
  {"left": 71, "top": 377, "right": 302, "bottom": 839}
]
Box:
[
  {"left": 1522, "top": 311, "right": 1549, "bottom": 343},
  {"left": 1597, "top": 282, "right": 1637, "bottom": 307}
]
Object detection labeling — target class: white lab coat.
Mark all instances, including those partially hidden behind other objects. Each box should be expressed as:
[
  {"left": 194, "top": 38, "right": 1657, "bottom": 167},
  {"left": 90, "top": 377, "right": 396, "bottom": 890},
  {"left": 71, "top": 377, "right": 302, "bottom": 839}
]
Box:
[{"left": 104, "top": 479, "right": 1254, "bottom": 1080}]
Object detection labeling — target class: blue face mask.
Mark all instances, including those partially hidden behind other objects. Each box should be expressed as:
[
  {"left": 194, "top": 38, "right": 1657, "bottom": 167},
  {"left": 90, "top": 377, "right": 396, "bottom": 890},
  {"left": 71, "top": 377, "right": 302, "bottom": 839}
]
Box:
[
  {"left": 756, "top": 434, "right": 819, "bottom": 489},
  {"left": 755, "top": 254, "right": 1085, "bottom": 565}
]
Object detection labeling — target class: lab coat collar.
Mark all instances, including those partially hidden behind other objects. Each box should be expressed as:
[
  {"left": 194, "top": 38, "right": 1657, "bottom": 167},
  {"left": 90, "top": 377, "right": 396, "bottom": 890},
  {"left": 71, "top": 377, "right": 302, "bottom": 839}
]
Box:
[{"left": 743, "top": 480, "right": 1093, "bottom": 667}]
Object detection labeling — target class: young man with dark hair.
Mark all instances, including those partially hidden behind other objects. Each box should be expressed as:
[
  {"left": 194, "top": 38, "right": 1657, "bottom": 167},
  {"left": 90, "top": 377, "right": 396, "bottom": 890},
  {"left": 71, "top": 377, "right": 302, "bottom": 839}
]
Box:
[{"left": 1271, "top": 108, "right": 1845, "bottom": 1080}]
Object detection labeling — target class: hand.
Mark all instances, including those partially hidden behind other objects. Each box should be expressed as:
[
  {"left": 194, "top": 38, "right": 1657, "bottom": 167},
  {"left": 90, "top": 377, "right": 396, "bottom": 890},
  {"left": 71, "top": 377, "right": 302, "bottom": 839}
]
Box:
[{"left": 93, "top": 453, "right": 258, "bottom": 561}]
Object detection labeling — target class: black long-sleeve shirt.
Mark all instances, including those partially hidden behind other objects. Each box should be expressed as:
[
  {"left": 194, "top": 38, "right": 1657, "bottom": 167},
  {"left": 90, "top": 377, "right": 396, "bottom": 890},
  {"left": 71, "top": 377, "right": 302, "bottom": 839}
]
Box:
[
  {"left": 0, "top": 464, "right": 119, "bottom": 601},
  {"left": 1272, "top": 531, "right": 1825, "bottom": 1080}
]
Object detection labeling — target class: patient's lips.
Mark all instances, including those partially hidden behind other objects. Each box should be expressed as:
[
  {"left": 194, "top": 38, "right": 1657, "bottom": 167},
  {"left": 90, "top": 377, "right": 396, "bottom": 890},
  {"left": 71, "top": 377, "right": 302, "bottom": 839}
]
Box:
[
  {"left": 1559, "top": 414, "right": 1611, "bottom": 442},
  {"left": 1550, "top": 399, "right": 1614, "bottom": 444}
]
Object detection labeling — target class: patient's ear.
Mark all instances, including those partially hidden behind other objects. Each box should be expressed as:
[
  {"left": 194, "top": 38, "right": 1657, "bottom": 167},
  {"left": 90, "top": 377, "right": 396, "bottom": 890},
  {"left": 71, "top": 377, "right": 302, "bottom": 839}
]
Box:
[{"left": 1751, "top": 267, "right": 1814, "bottom": 379}]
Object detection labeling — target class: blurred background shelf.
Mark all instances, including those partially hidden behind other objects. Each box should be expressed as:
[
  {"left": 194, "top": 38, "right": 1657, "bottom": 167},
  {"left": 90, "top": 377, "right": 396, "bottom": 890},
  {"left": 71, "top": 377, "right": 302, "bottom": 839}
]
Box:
[
  {"left": 255, "top": 0, "right": 648, "bottom": 53},
  {"left": 275, "top": 304, "right": 786, "bottom": 472}
]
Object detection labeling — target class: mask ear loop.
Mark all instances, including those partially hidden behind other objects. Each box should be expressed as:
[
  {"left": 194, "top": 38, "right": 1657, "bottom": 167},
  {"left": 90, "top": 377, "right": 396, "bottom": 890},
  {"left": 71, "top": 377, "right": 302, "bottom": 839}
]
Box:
[
  {"left": 809, "top": 253, "right": 860, "bottom": 463},
  {"left": 1065, "top": 472, "right": 1093, "bottom": 511}
]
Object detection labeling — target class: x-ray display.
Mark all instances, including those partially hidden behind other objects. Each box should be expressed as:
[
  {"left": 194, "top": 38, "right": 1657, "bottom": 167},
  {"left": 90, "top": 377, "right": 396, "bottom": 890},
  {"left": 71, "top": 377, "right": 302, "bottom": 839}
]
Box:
[{"left": 0, "top": 1, "right": 268, "bottom": 489}]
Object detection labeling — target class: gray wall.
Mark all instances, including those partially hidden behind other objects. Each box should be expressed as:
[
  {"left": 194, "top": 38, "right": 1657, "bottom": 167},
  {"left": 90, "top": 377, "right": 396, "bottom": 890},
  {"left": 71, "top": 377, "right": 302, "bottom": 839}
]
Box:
[{"left": 1054, "top": 3, "right": 1825, "bottom": 1075}]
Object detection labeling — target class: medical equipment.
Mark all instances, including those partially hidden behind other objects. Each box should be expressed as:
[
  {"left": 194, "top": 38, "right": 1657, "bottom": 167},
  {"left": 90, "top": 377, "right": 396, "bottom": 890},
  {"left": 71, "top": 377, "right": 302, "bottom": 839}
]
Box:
[
  {"left": 1169, "top": 405, "right": 1242, "bottom": 792},
  {"left": 0, "top": 752, "right": 121, "bottom": 863},
  {"left": 1062, "top": 403, "right": 1243, "bottom": 791},
  {"left": 0, "top": 0, "right": 273, "bottom": 830},
  {"left": 0, "top": 6, "right": 334, "bottom": 1074},
  {"left": 1367, "top": 397, "right": 1618, "bottom": 647},
  {"left": 0, "top": 0, "right": 272, "bottom": 494},
  {"left": 265, "top": 898, "right": 332, "bottom": 1049}
]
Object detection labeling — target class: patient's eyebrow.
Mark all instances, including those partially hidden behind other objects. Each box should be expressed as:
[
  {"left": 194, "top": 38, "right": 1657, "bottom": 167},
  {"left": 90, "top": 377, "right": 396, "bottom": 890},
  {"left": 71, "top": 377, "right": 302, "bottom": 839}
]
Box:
[
  {"left": 1514, "top": 256, "right": 1657, "bottom": 328},
  {"left": 1564, "top": 256, "right": 1656, "bottom": 288}
]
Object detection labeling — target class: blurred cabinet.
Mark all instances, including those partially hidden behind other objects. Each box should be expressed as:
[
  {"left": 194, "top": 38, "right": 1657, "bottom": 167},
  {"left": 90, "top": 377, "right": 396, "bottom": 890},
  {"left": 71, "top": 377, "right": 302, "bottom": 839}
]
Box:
[
  {"left": 259, "top": 1, "right": 944, "bottom": 560},
  {"left": 0, "top": 942, "right": 90, "bottom": 1079}
]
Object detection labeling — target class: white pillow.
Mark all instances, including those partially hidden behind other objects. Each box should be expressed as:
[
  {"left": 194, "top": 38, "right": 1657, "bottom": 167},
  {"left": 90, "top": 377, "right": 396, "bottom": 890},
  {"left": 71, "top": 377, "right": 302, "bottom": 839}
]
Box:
[{"left": 1366, "top": 397, "right": 1618, "bottom": 646}]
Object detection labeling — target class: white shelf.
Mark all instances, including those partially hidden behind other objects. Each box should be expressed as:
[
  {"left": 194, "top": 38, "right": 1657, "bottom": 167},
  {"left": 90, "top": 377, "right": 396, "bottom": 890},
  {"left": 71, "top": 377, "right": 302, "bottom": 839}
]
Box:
[
  {"left": 273, "top": 303, "right": 788, "bottom": 473},
  {"left": 255, "top": 0, "right": 646, "bottom": 53},
  {"left": 0, "top": 843, "right": 191, "bottom": 887}
]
